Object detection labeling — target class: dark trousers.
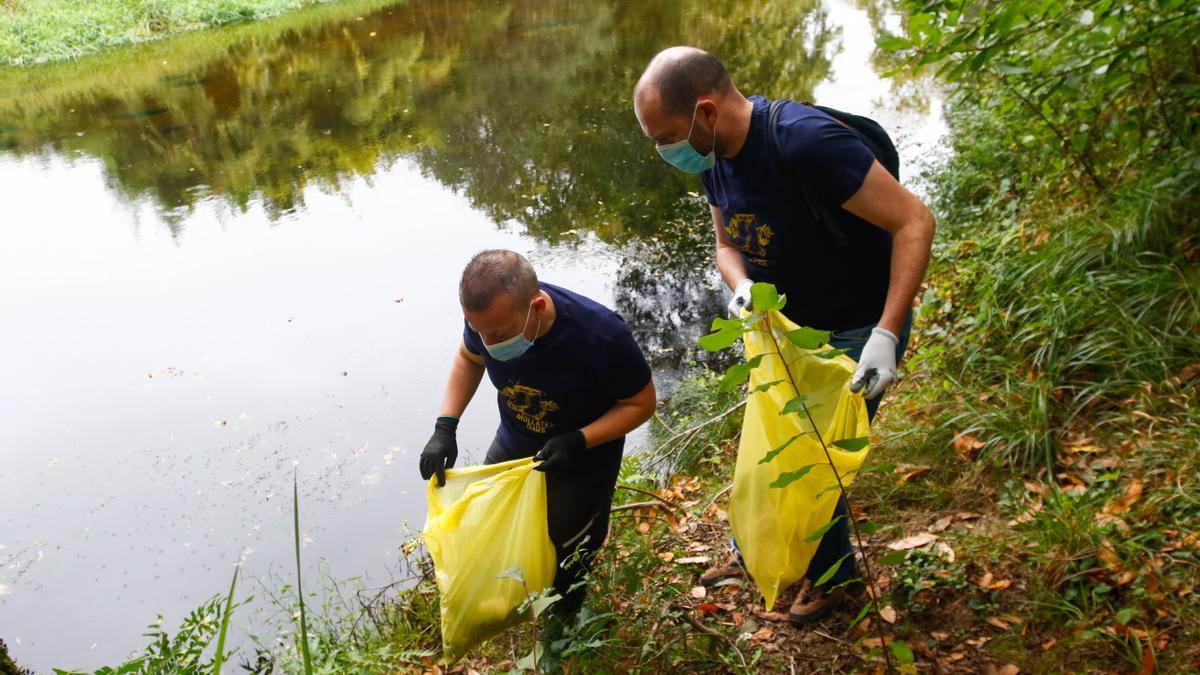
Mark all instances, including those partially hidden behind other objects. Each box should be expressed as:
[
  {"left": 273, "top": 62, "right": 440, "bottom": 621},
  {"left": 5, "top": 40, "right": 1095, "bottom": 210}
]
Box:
[
  {"left": 805, "top": 311, "right": 913, "bottom": 587},
  {"left": 485, "top": 434, "right": 623, "bottom": 616}
]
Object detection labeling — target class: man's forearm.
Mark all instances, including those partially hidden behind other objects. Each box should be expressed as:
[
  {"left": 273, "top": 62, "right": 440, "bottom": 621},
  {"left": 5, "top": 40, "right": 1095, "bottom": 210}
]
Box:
[
  {"left": 878, "top": 214, "right": 934, "bottom": 335},
  {"left": 716, "top": 244, "right": 749, "bottom": 290},
  {"left": 437, "top": 346, "right": 486, "bottom": 419},
  {"left": 579, "top": 381, "right": 656, "bottom": 447}
]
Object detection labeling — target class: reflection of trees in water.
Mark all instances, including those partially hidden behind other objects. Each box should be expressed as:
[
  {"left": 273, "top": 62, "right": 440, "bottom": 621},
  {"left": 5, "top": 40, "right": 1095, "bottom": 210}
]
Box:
[
  {"left": 0, "top": 0, "right": 838, "bottom": 244},
  {"left": 0, "top": 0, "right": 839, "bottom": 365},
  {"left": 610, "top": 211, "right": 736, "bottom": 376}
]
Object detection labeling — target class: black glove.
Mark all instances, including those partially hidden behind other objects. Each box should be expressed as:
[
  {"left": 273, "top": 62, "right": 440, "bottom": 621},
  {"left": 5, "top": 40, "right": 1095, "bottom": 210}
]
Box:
[
  {"left": 419, "top": 417, "right": 459, "bottom": 487},
  {"left": 534, "top": 430, "right": 587, "bottom": 473}
]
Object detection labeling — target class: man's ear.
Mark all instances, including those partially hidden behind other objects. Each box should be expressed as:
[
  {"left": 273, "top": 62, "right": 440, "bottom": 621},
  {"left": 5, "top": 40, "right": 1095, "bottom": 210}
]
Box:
[{"left": 696, "top": 97, "right": 718, "bottom": 126}]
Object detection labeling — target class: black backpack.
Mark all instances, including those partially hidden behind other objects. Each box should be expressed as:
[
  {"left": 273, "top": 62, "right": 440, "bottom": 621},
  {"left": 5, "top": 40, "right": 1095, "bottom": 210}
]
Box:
[{"left": 765, "top": 99, "right": 900, "bottom": 247}]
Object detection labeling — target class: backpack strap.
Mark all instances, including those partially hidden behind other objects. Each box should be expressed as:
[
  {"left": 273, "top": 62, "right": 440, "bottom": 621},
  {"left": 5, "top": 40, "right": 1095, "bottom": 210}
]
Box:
[{"left": 766, "top": 99, "right": 850, "bottom": 248}]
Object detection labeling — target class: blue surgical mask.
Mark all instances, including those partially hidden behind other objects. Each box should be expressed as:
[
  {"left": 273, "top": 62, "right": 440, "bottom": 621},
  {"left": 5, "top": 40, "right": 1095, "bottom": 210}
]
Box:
[
  {"left": 484, "top": 301, "right": 541, "bottom": 362},
  {"left": 656, "top": 104, "right": 717, "bottom": 173}
]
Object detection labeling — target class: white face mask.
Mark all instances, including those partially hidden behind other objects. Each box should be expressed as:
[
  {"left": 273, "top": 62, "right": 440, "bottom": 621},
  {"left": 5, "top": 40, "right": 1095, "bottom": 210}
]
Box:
[{"left": 483, "top": 301, "right": 541, "bottom": 361}]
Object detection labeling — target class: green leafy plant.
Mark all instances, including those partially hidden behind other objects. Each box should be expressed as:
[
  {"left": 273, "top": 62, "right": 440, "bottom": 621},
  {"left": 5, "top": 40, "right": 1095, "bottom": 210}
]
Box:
[
  {"left": 497, "top": 565, "right": 563, "bottom": 672},
  {"left": 698, "top": 282, "right": 893, "bottom": 672}
]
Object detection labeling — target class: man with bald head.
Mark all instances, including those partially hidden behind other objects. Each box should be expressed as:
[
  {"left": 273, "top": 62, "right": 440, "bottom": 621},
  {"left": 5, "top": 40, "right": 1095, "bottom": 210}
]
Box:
[
  {"left": 419, "top": 249, "right": 655, "bottom": 665},
  {"left": 634, "top": 47, "right": 935, "bottom": 624}
]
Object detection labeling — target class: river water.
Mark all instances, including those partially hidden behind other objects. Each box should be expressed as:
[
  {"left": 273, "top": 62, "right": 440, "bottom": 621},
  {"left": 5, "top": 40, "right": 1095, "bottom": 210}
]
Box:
[{"left": 0, "top": 0, "right": 944, "bottom": 669}]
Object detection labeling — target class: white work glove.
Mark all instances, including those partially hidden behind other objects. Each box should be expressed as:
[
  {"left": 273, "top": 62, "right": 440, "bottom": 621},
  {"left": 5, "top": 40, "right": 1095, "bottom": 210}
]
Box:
[
  {"left": 849, "top": 327, "right": 899, "bottom": 399},
  {"left": 726, "top": 279, "right": 754, "bottom": 317}
]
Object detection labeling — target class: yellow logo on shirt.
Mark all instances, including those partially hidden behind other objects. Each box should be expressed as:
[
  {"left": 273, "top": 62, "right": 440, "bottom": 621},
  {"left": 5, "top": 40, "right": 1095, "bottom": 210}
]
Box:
[
  {"left": 500, "top": 382, "right": 559, "bottom": 434},
  {"left": 727, "top": 213, "right": 773, "bottom": 265}
]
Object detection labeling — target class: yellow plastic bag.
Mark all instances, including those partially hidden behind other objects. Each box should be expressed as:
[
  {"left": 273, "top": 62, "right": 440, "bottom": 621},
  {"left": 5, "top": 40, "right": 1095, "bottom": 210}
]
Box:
[
  {"left": 422, "top": 456, "right": 557, "bottom": 661},
  {"left": 730, "top": 310, "right": 872, "bottom": 610}
]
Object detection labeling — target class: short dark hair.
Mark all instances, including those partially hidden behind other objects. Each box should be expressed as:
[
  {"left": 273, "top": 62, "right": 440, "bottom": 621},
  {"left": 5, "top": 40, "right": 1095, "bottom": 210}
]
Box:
[
  {"left": 459, "top": 249, "right": 539, "bottom": 313},
  {"left": 643, "top": 47, "right": 734, "bottom": 117}
]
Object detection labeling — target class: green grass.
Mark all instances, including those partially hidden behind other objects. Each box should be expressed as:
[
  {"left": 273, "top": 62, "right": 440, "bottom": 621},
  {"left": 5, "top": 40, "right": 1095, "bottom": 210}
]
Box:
[{"left": 0, "top": 0, "right": 368, "bottom": 64}]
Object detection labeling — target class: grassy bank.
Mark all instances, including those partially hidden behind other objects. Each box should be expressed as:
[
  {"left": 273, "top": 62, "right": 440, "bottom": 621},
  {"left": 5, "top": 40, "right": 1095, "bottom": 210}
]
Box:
[{"left": 0, "top": 0, "right": 369, "bottom": 65}]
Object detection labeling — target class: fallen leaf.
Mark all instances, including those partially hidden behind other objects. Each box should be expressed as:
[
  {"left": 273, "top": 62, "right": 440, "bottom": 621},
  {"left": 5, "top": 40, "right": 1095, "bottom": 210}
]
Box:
[
  {"left": 1065, "top": 443, "right": 1104, "bottom": 455},
  {"left": 933, "top": 542, "right": 957, "bottom": 563},
  {"left": 930, "top": 631, "right": 950, "bottom": 641},
  {"left": 987, "top": 617, "right": 1011, "bottom": 630},
  {"left": 1042, "top": 637, "right": 1057, "bottom": 650},
  {"left": 929, "top": 515, "right": 954, "bottom": 532},
  {"left": 966, "top": 636, "right": 992, "bottom": 648},
  {"left": 637, "top": 521, "right": 651, "bottom": 534},
  {"left": 976, "top": 571, "right": 1012, "bottom": 590},
  {"left": 1097, "top": 479, "right": 1144, "bottom": 526},
  {"left": 955, "top": 511, "right": 982, "bottom": 521},
  {"left": 1008, "top": 498, "right": 1043, "bottom": 526},
  {"left": 658, "top": 552, "right": 676, "bottom": 562},
  {"left": 946, "top": 652, "right": 966, "bottom": 662},
  {"left": 731, "top": 611, "right": 745, "bottom": 625},
  {"left": 752, "top": 608, "right": 789, "bottom": 622},
  {"left": 1097, "top": 539, "right": 1123, "bottom": 571},
  {"left": 675, "top": 556, "right": 710, "bottom": 565},
  {"left": 750, "top": 626, "right": 775, "bottom": 642},
  {"left": 996, "top": 665, "right": 1020, "bottom": 675},
  {"left": 690, "top": 586, "right": 707, "bottom": 599},
  {"left": 879, "top": 605, "right": 897, "bottom": 624},
  {"left": 898, "top": 465, "right": 931, "bottom": 483},
  {"left": 887, "top": 532, "right": 938, "bottom": 550},
  {"left": 1023, "top": 480, "right": 1051, "bottom": 497},
  {"left": 696, "top": 602, "right": 719, "bottom": 614},
  {"left": 953, "top": 433, "right": 984, "bottom": 460},
  {"left": 861, "top": 636, "right": 892, "bottom": 649}
]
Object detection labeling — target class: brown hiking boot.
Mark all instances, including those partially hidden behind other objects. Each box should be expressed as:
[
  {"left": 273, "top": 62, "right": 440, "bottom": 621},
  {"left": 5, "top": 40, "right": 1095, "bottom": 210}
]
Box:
[
  {"left": 698, "top": 553, "right": 744, "bottom": 586},
  {"left": 788, "top": 579, "right": 847, "bottom": 626}
]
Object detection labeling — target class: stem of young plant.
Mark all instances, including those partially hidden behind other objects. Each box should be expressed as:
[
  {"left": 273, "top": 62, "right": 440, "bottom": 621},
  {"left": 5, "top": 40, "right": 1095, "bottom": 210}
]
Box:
[
  {"left": 525, "top": 580, "right": 539, "bottom": 672},
  {"left": 757, "top": 316, "right": 896, "bottom": 675}
]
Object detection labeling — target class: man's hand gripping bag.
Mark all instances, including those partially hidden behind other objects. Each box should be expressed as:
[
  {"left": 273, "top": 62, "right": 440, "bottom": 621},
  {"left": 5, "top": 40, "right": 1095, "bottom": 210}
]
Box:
[
  {"left": 423, "top": 457, "right": 556, "bottom": 661},
  {"left": 731, "top": 310, "right": 872, "bottom": 610}
]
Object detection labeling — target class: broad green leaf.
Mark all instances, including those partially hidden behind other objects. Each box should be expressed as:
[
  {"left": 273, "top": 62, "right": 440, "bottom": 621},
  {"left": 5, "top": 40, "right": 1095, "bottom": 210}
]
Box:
[
  {"left": 879, "top": 550, "right": 908, "bottom": 565},
  {"left": 890, "top": 639, "right": 915, "bottom": 664},
  {"left": 497, "top": 566, "right": 526, "bottom": 583},
  {"left": 876, "top": 35, "right": 911, "bottom": 51},
  {"left": 769, "top": 463, "right": 821, "bottom": 489},
  {"left": 779, "top": 394, "right": 809, "bottom": 416},
  {"left": 750, "top": 282, "right": 787, "bottom": 312},
  {"left": 529, "top": 592, "right": 562, "bottom": 618},
  {"left": 832, "top": 437, "right": 870, "bottom": 452},
  {"left": 759, "top": 434, "right": 800, "bottom": 465},
  {"left": 699, "top": 317, "right": 747, "bottom": 352},
  {"left": 718, "top": 355, "right": 764, "bottom": 392},
  {"left": 813, "top": 348, "right": 850, "bottom": 359},
  {"left": 516, "top": 644, "right": 543, "bottom": 671},
  {"left": 859, "top": 520, "right": 880, "bottom": 535},
  {"left": 1114, "top": 607, "right": 1135, "bottom": 625},
  {"left": 752, "top": 379, "right": 785, "bottom": 394},
  {"left": 785, "top": 326, "right": 830, "bottom": 349},
  {"left": 804, "top": 515, "right": 843, "bottom": 542},
  {"left": 814, "top": 553, "right": 851, "bottom": 587}
]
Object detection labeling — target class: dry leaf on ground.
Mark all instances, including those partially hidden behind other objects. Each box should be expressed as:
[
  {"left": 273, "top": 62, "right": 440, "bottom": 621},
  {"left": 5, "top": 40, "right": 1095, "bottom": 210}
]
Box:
[{"left": 887, "top": 532, "right": 938, "bottom": 550}]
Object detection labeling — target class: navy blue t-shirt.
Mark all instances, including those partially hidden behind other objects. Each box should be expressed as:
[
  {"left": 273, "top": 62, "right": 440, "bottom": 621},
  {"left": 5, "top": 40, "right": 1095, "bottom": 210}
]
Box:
[
  {"left": 463, "top": 283, "right": 652, "bottom": 451},
  {"left": 701, "top": 96, "right": 893, "bottom": 331}
]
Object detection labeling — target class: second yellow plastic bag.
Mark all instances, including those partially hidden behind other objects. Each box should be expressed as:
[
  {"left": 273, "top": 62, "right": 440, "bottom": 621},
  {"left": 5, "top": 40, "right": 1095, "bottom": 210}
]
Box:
[
  {"left": 730, "top": 310, "right": 872, "bottom": 610},
  {"left": 422, "top": 456, "right": 557, "bottom": 662}
]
